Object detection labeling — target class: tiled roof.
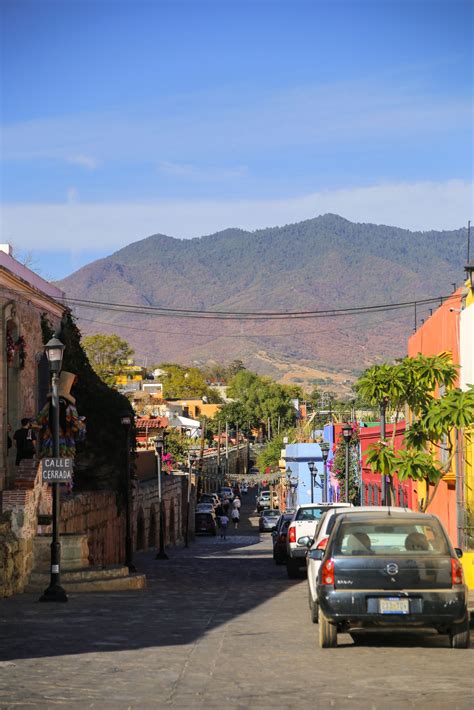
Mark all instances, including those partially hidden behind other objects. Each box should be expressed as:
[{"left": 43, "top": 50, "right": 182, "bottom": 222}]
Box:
[{"left": 135, "top": 417, "right": 169, "bottom": 429}]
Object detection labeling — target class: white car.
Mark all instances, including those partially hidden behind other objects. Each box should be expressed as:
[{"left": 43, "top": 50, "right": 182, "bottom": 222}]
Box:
[
  {"left": 304, "top": 505, "right": 411, "bottom": 623},
  {"left": 286, "top": 503, "right": 352, "bottom": 579}
]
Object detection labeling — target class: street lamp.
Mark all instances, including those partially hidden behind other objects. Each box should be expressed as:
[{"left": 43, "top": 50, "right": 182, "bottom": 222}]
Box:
[
  {"left": 154, "top": 432, "right": 168, "bottom": 560},
  {"left": 380, "top": 396, "right": 390, "bottom": 505},
  {"left": 341, "top": 424, "right": 353, "bottom": 503},
  {"left": 307, "top": 461, "right": 316, "bottom": 504},
  {"left": 120, "top": 411, "right": 136, "bottom": 572},
  {"left": 320, "top": 441, "right": 330, "bottom": 504},
  {"left": 185, "top": 451, "right": 197, "bottom": 548},
  {"left": 465, "top": 261, "right": 474, "bottom": 290},
  {"left": 40, "top": 335, "right": 67, "bottom": 603}
]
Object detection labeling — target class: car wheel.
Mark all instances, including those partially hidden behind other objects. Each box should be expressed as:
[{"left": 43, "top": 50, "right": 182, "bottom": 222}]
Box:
[
  {"left": 449, "top": 617, "right": 470, "bottom": 649},
  {"left": 310, "top": 598, "right": 319, "bottom": 624},
  {"left": 319, "top": 610, "right": 337, "bottom": 648},
  {"left": 286, "top": 559, "right": 299, "bottom": 579}
]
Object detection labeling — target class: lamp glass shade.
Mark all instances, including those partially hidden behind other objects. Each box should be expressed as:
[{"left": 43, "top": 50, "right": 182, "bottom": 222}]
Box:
[
  {"left": 307, "top": 461, "right": 315, "bottom": 474},
  {"left": 320, "top": 442, "right": 330, "bottom": 460},
  {"left": 465, "top": 262, "right": 474, "bottom": 289},
  {"left": 342, "top": 424, "right": 353, "bottom": 442},
  {"left": 44, "top": 337, "right": 65, "bottom": 371}
]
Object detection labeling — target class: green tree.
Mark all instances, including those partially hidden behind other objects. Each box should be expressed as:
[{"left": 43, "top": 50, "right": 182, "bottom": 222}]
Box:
[
  {"left": 164, "top": 429, "right": 192, "bottom": 465},
  {"left": 82, "top": 333, "right": 134, "bottom": 386},
  {"left": 159, "top": 364, "right": 211, "bottom": 399},
  {"left": 358, "top": 354, "right": 473, "bottom": 511}
]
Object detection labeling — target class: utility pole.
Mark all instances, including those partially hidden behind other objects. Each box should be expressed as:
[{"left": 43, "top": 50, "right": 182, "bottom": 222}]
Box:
[{"left": 217, "top": 420, "right": 221, "bottom": 481}]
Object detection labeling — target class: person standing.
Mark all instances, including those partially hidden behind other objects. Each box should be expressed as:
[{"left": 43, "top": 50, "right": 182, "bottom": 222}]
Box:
[
  {"left": 13, "top": 418, "right": 36, "bottom": 465},
  {"left": 231, "top": 506, "right": 240, "bottom": 530},
  {"left": 233, "top": 496, "right": 241, "bottom": 511},
  {"left": 219, "top": 513, "right": 229, "bottom": 539}
]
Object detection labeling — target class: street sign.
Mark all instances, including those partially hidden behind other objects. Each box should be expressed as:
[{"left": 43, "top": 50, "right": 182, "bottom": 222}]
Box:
[{"left": 41, "top": 457, "right": 73, "bottom": 483}]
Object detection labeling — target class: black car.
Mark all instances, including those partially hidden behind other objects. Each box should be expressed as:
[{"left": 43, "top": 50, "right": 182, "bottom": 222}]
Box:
[
  {"left": 272, "top": 514, "right": 293, "bottom": 565},
  {"left": 315, "top": 510, "right": 469, "bottom": 649},
  {"left": 195, "top": 512, "right": 217, "bottom": 536}
]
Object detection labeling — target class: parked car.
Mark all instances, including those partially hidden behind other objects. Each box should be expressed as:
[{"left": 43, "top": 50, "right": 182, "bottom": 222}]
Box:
[
  {"left": 272, "top": 514, "right": 294, "bottom": 564},
  {"left": 200, "top": 493, "right": 219, "bottom": 508},
  {"left": 195, "top": 512, "right": 217, "bottom": 536},
  {"left": 257, "top": 490, "right": 279, "bottom": 512},
  {"left": 286, "top": 503, "right": 352, "bottom": 579},
  {"left": 259, "top": 509, "right": 281, "bottom": 532},
  {"left": 195, "top": 503, "right": 215, "bottom": 515},
  {"left": 303, "top": 506, "right": 410, "bottom": 624},
  {"left": 219, "top": 486, "right": 234, "bottom": 501},
  {"left": 249, "top": 467, "right": 260, "bottom": 475},
  {"left": 315, "top": 509, "right": 469, "bottom": 649}
]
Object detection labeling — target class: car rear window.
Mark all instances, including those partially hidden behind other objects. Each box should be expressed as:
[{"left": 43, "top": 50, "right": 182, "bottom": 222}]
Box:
[
  {"left": 333, "top": 519, "right": 450, "bottom": 556},
  {"left": 296, "top": 507, "right": 327, "bottom": 521}
]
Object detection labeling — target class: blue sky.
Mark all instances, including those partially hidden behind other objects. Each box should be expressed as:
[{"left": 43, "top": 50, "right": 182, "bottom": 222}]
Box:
[{"left": 1, "top": 0, "right": 472, "bottom": 279}]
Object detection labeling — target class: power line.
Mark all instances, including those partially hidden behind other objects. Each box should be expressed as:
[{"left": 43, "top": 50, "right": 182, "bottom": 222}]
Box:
[
  {"left": 78, "top": 308, "right": 411, "bottom": 339},
  {"left": 62, "top": 291, "right": 460, "bottom": 322}
]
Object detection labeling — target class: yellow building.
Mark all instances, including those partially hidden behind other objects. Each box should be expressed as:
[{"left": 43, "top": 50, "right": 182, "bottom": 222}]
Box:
[
  {"left": 460, "top": 265, "right": 474, "bottom": 587},
  {"left": 174, "top": 399, "right": 222, "bottom": 419}
]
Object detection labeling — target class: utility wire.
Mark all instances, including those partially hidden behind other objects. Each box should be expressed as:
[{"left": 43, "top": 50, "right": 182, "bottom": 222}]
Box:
[{"left": 62, "top": 291, "right": 460, "bottom": 322}]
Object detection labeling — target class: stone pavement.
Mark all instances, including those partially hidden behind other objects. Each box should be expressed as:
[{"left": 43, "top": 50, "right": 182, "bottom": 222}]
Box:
[{"left": 0, "top": 492, "right": 473, "bottom": 709}]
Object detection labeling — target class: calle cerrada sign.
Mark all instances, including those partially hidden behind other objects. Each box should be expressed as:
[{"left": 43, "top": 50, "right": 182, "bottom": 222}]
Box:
[{"left": 41, "top": 458, "right": 73, "bottom": 483}]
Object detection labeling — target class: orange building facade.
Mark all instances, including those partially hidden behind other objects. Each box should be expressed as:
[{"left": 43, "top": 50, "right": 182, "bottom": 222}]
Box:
[{"left": 407, "top": 289, "right": 463, "bottom": 544}]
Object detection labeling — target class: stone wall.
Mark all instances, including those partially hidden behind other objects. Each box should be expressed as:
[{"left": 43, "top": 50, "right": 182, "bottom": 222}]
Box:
[
  {"left": 0, "top": 460, "right": 51, "bottom": 596},
  {"left": 0, "top": 467, "right": 193, "bottom": 596},
  {"left": 60, "top": 491, "right": 125, "bottom": 567}
]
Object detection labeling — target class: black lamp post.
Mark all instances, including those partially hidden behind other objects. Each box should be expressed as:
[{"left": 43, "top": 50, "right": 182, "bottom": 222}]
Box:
[
  {"left": 185, "top": 451, "right": 197, "bottom": 548},
  {"left": 380, "top": 395, "right": 390, "bottom": 505},
  {"left": 320, "top": 441, "right": 330, "bottom": 504},
  {"left": 40, "top": 335, "right": 67, "bottom": 603},
  {"left": 465, "top": 261, "right": 474, "bottom": 290},
  {"left": 341, "top": 424, "right": 353, "bottom": 503},
  {"left": 307, "top": 461, "right": 316, "bottom": 504},
  {"left": 155, "top": 432, "right": 168, "bottom": 560},
  {"left": 120, "top": 411, "right": 136, "bottom": 573}
]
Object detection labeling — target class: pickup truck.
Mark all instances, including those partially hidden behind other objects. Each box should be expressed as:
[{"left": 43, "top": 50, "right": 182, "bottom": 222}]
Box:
[{"left": 286, "top": 503, "right": 352, "bottom": 578}]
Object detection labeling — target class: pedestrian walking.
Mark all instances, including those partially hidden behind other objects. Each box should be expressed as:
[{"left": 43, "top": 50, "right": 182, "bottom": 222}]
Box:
[
  {"left": 231, "top": 507, "right": 240, "bottom": 530},
  {"left": 222, "top": 499, "right": 230, "bottom": 516},
  {"left": 219, "top": 514, "right": 229, "bottom": 539},
  {"left": 233, "top": 496, "right": 241, "bottom": 510},
  {"left": 13, "top": 418, "right": 36, "bottom": 466}
]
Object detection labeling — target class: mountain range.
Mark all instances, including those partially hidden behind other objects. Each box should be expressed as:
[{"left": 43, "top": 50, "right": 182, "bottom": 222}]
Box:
[{"left": 58, "top": 214, "right": 468, "bottom": 393}]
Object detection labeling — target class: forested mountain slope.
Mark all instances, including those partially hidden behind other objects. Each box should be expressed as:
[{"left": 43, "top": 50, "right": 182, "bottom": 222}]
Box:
[{"left": 59, "top": 214, "right": 468, "bottom": 391}]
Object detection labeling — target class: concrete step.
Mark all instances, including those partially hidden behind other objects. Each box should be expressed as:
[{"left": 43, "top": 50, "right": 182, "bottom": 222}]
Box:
[
  {"left": 28, "top": 564, "right": 131, "bottom": 585},
  {"left": 26, "top": 565, "right": 146, "bottom": 593}
]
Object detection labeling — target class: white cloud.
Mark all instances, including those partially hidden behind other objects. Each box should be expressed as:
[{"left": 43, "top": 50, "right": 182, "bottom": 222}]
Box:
[
  {"left": 66, "top": 187, "right": 79, "bottom": 204},
  {"left": 2, "top": 180, "right": 472, "bottom": 252},
  {"left": 158, "top": 161, "right": 248, "bottom": 181},
  {"left": 65, "top": 155, "right": 100, "bottom": 170},
  {"left": 2, "top": 80, "right": 471, "bottom": 165}
]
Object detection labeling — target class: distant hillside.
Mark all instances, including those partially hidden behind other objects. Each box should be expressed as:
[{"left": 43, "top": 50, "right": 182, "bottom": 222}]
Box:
[{"left": 59, "top": 214, "right": 468, "bottom": 393}]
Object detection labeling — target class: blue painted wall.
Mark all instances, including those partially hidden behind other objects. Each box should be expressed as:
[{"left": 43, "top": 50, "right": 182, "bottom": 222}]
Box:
[{"left": 285, "top": 442, "right": 325, "bottom": 507}]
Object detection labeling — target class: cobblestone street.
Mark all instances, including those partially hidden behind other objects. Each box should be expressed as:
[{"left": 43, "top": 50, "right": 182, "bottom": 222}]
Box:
[{"left": 0, "top": 493, "right": 473, "bottom": 710}]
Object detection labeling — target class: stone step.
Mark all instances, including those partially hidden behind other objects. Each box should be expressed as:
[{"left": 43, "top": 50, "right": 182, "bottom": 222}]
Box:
[
  {"left": 28, "top": 564, "right": 131, "bottom": 586},
  {"left": 61, "top": 573, "right": 146, "bottom": 593},
  {"left": 26, "top": 571, "right": 146, "bottom": 593}
]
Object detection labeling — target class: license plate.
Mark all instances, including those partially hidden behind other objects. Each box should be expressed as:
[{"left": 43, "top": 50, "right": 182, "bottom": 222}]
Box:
[{"left": 379, "top": 598, "right": 409, "bottom": 614}]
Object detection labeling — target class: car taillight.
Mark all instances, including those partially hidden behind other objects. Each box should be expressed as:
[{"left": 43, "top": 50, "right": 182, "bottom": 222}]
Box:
[
  {"left": 321, "top": 558, "right": 335, "bottom": 586},
  {"left": 451, "top": 558, "right": 464, "bottom": 586},
  {"left": 288, "top": 526, "right": 296, "bottom": 543},
  {"left": 317, "top": 537, "right": 329, "bottom": 550}
]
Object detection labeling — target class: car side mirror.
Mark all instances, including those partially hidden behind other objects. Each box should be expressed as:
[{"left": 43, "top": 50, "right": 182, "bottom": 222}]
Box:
[
  {"left": 454, "top": 548, "right": 463, "bottom": 559},
  {"left": 297, "top": 536, "right": 314, "bottom": 548},
  {"left": 309, "top": 549, "right": 324, "bottom": 561}
]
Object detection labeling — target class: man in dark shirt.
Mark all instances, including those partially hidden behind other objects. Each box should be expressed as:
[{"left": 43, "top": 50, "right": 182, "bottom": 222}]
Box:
[{"left": 13, "top": 418, "right": 36, "bottom": 465}]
